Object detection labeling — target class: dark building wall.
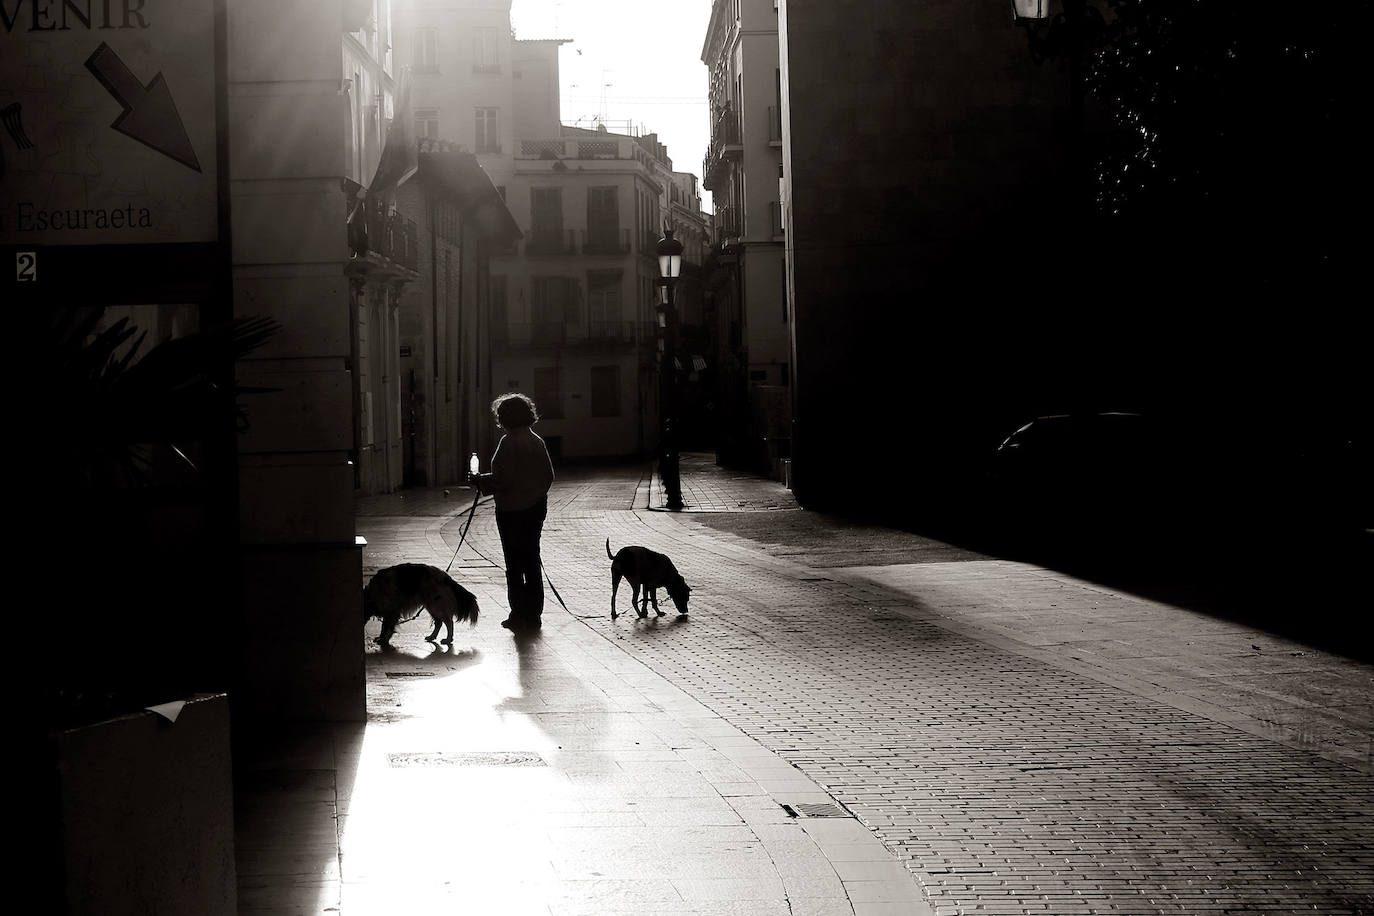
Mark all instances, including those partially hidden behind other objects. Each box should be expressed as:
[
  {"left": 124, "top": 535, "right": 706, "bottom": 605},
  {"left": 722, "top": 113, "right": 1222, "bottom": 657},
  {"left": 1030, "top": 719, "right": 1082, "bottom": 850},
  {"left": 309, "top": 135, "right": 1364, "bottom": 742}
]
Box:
[
  {"left": 781, "top": 1, "right": 1370, "bottom": 526},
  {"left": 782, "top": 0, "right": 1079, "bottom": 515}
]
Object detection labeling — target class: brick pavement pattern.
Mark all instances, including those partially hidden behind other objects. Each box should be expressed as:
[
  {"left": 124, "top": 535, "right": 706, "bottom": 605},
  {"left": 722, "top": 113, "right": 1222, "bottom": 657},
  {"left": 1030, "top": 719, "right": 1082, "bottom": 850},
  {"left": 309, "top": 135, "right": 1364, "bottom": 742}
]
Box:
[{"left": 359, "top": 455, "right": 1374, "bottom": 916}]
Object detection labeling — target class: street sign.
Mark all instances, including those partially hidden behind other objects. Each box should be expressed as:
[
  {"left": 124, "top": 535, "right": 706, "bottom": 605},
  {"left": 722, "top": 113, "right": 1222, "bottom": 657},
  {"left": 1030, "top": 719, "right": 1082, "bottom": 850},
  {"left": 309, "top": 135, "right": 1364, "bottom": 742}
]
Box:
[{"left": 0, "top": 0, "right": 220, "bottom": 247}]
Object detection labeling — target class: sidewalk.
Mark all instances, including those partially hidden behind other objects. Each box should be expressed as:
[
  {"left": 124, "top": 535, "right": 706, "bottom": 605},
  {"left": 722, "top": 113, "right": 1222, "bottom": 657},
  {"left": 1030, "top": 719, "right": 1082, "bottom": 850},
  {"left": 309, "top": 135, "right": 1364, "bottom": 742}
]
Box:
[
  {"left": 235, "top": 454, "right": 1374, "bottom": 915},
  {"left": 237, "top": 458, "right": 929, "bottom": 916}
]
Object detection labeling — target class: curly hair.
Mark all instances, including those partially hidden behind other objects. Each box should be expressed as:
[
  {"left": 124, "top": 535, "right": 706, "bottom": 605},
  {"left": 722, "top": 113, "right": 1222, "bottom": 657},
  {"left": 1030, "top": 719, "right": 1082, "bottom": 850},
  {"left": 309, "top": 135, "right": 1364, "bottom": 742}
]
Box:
[{"left": 492, "top": 392, "right": 538, "bottom": 429}]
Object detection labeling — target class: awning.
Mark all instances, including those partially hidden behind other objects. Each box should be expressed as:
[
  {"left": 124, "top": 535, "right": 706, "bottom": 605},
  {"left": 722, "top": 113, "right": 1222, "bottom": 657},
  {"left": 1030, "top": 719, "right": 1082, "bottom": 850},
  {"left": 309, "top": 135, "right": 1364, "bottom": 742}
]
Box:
[{"left": 416, "top": 144, "right": 522, "bottom": 245}]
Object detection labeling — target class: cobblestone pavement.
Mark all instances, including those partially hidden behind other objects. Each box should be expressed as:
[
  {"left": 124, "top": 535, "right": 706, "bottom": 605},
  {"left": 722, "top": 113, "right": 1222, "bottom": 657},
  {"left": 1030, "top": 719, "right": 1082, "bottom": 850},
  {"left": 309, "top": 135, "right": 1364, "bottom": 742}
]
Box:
[{"left": 357, "top": 455, "right": 1374, "bottom": 916}]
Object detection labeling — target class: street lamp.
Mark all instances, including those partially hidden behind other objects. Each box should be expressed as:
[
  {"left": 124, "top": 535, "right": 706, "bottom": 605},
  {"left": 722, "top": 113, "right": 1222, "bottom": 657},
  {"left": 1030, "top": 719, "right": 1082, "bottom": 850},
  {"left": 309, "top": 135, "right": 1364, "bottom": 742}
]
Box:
[
  {"left": 1010, "top": 0, "right": 1104, "bottom": 95},
  {"left": 656, "top": 226, "right": 684, "bottom": 511},
  {"left": 1011, "top": 0, "right": 1104, "bottom": 213}
]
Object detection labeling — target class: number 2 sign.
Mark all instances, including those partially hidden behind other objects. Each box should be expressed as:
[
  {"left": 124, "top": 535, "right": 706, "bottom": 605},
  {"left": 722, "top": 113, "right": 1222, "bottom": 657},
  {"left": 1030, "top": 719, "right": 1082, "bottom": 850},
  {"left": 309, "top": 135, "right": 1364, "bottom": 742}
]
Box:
[{"left": 16, "top": 251, "right": 36, "bottom": 282}]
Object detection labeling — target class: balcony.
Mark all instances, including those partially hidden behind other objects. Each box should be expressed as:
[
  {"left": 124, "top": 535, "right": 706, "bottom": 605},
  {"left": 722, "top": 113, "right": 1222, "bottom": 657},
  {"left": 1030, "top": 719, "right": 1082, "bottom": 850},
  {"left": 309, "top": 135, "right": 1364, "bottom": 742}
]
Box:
[
  {"left": 582, "top": 228, "right": 631, "bottom": 256},
  {"left": 524, "top": 229, "right": 576, "bottom": 256},
  {"left": 517, "top": 138, "right": 635, "bottom": 161},
  {"left": 703, "top": 108, "right": 742, "bottom": 191},
  {"left": 714, "top": 108, "right": 742, "bottom": 157},
  {"left": 346, "top": 183, "right": 419, "bottom": 278},
  {"left": 714, "top": 205, "right": 740, "bottom": 241},
  {"left": 492, "top": 321, "right": 648, "bottom": 350}
]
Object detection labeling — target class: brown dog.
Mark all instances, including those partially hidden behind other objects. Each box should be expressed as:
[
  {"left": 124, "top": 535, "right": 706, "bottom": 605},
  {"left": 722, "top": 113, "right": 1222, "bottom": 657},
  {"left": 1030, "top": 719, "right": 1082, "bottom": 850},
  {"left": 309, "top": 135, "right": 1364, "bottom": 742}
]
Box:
[
  {"left": 363, "top": 563, "right": 479, "bottom": 647},
  {"left": 606, "top": 538, "right": 692, "bottom": 620}
]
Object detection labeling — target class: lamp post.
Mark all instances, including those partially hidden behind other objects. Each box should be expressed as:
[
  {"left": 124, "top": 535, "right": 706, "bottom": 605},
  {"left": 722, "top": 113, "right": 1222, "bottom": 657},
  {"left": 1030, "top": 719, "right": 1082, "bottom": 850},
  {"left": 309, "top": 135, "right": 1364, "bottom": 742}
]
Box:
[
  {"left": 1011, "top": 0, "right": 1104, "bottom": 215},
  {"left": 656, "top": 226, "right": 684, "bottom": 511}
]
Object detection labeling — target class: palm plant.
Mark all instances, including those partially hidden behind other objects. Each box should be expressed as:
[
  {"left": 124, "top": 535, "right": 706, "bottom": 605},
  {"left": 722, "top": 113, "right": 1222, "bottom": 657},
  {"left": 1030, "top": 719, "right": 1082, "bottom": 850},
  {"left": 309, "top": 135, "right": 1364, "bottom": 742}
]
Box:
[
  {"left": 31, "top": 306, "right": 280, "bottom": 729},
  {"left": 39, "top": 307, "right": 279, "bottom": 489}
]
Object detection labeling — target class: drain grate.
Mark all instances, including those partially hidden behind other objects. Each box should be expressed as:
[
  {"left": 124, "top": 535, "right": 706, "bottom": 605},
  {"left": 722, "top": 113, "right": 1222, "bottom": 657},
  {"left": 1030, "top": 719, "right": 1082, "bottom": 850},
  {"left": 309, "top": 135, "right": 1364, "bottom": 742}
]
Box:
[
  {"left": 388, "top": 751, "right": 545, "bottom": 768},
  {"left": 782, "top": 802, "right": 851, "bottom": 818},
  {"left": 385, "top": 671, "right": 438, "bottom": 679}
]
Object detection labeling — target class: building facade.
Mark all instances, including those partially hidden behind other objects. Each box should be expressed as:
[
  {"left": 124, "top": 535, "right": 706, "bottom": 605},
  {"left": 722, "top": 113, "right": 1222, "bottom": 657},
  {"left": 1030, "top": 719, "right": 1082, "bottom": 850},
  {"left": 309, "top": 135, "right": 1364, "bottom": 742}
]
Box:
[
  {"left": 493, "top": 124, "right": 671, "bottom": 460},
  {"left": 701, "top": 0, "right": 789, "bottom": 476},
  {"left": 393, "top": 1, "right": 709, "bottom": 462},
  {"left": 229, "top": 0, "right": 517, "bottom": 724},
  {"left": 392, "top": 140, "right": 521, "bottom": 488},
  {"left": 776, "top": 0, "right": 1081, "bottom": 516},
  {"left": 229, "top": 0, "right": 409, "bottom": 723}
]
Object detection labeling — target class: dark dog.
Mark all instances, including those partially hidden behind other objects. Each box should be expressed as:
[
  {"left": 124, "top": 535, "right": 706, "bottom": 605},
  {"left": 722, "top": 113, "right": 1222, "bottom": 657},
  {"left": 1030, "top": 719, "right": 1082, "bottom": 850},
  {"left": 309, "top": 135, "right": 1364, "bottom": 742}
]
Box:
[
  {"left": 606, "top": 538, "right": 691, "bottom": 620},
  {"left": 363, "top": 563, "right": 479, "bottom": 647}
]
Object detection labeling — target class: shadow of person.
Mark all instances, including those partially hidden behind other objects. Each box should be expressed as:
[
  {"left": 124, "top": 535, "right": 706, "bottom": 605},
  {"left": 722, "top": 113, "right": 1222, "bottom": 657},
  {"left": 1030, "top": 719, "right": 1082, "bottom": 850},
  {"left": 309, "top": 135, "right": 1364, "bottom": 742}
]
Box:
[
  {"left": 494, "top": 621, "right": 617, "bottom": 779},
  {"left": 511, "top": 625, "right": 544, "bottom": 653}
]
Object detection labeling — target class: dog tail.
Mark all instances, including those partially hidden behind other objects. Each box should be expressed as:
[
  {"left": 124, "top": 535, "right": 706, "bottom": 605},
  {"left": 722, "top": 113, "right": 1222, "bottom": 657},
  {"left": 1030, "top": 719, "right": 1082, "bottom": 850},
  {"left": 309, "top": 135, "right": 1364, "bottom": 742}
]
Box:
[
  {"left": 606, "top": 537, "right": 614, "bottom": 561},
  {"left": 443, "top": 576, "right": 479, "bottom": 626}
]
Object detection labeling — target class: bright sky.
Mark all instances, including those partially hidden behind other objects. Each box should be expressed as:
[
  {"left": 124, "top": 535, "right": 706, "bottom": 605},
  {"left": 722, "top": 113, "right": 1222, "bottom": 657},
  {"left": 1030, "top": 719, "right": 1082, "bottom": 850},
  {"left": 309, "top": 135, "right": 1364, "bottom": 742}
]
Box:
[{"left": 511, "top": 0, "right": 714, "bottom": 209}]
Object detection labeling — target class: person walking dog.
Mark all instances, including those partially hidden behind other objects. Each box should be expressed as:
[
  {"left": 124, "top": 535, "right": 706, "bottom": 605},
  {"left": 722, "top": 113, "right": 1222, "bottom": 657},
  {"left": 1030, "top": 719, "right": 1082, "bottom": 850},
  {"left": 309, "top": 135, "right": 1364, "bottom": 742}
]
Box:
[{"left": 470, "top": 392, "right": 555, "bottom": 630}]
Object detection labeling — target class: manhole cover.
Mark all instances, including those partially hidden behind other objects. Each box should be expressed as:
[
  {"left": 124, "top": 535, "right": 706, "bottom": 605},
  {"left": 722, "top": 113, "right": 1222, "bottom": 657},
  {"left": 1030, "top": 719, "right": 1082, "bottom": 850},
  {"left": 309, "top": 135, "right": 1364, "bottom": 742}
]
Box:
[
  {"left": 387, "top": 751, "right": 545, "bottom": 768},
  {"left": 385, "top": 671, "right": 438, "bottom": 679},
  {"left": 782, "top": 802, "right": 851, "bottom": 818}
]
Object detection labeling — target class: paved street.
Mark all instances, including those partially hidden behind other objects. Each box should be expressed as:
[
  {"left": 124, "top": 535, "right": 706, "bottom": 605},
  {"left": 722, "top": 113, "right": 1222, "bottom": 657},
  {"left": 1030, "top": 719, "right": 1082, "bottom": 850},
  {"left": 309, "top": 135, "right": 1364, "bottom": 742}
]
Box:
[{"left": 237, "top": 454, "right": 1373, "bottom": 915}]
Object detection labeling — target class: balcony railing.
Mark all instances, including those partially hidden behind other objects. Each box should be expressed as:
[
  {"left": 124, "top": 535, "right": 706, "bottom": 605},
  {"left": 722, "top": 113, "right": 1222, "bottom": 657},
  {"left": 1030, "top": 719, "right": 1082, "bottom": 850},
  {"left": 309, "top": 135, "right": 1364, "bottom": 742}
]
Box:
[
  {"left": 492, "top": 321, "right": 648, "bottom": 348},
  {"left": 712, "top": 106, "right": 741, "bottom": 148},
  {"left": 714, "top": 205, "right": 740, "bottom": 240},
  {"left": 582, "top": 228, "right": 631, "bottom": 256},
  {"left": 517, "top": 138, "right": 636, "bottom": 161},
  {"left": 524, "top": 229, "right": 576, "bottom": 256},
  {"left": 702, "top": 106, "right": 743, "bottom": 191},
  {"left": 703, "top": 153, "right": 729, "bottom": 192},
  {"left": 347, "top": 188, "right": 418, "bottom": 273}
]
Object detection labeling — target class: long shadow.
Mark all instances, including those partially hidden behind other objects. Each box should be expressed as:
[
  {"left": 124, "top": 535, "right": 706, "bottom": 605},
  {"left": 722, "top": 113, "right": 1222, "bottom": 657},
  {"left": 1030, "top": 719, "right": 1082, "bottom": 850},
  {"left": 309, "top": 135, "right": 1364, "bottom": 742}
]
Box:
[
  {"left": 232, "top": 720, "right": 363, "bottom": 914},
  {"left": 915, "top": 504, "right": 1372, "bottom": 663}
]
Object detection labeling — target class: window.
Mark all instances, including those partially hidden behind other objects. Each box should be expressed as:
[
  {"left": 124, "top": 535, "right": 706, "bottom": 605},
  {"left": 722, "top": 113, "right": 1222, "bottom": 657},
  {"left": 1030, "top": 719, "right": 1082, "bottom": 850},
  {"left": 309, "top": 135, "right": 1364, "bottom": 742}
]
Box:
[
  {"left": 414, "top": 28, "right": 437, "bottom": 71},
  {"left": 590, "top": 366, "right": 621, "bottom": 417},
  {"left": 414, "top": 108, "right": 439, "bottom": 140},
  {"left": 531, "top": 276, "right": 580, "bottom": 328},
  {"left": 533, "top": 367, "right": 563, "bottom": 419},
  {"left": 475, "top": 107, "right": 499, "bottom": 153},
  {"left": 587, "top": 270, "right": 622, "bottom": 334},
  {"left": 586, "top": 187, "right": 620, "bottom": 251},
  {"left": 529, "top": 187, "right": 564, "bottom": 251},
  {"left": 473, "top": 27, "right": 499, "bottom": 72}
]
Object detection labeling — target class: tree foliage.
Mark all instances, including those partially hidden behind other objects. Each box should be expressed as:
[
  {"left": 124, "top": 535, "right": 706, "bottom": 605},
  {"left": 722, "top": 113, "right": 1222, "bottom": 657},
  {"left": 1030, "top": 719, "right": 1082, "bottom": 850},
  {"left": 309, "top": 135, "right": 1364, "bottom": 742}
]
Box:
[{"left": 1086, "top": 0, "right": 1368, "bottom": 278}]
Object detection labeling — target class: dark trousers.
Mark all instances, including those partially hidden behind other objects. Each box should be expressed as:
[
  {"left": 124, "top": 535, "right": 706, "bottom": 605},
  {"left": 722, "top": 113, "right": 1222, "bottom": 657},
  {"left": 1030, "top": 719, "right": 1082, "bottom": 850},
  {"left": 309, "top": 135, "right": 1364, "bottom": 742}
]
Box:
[{"left": 495, "top": 497, "right": 547, "bottom": 622}]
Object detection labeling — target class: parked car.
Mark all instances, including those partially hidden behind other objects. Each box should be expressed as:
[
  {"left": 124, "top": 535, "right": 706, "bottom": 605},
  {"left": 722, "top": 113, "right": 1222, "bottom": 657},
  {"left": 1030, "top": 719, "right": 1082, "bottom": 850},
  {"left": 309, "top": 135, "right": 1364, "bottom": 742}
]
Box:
[
  {"left": 985, "top": 410, "right": 1367, "bottom": 542},
  {"left": 989, "top": 411, "right": 1178, "bottom": 498}
]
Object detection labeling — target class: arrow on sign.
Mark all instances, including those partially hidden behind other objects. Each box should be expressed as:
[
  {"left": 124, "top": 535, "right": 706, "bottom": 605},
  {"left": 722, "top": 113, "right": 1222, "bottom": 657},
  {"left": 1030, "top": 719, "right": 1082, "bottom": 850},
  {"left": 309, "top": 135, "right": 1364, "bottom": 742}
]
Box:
[{"left": 84, "top": 42, "right": 202, "bottom": 173}]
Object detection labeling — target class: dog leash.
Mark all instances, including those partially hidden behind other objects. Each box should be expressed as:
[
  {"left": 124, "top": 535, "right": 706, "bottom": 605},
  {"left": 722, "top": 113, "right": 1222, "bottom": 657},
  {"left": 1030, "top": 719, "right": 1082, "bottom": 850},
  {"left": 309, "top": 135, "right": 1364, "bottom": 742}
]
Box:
[
  {"left": 442, "top": 486, "right": 595, "bottom": 620},
  {"left": 541, "top": 561, "right": 573, "bottom": 614},
  {"left": 444, "top": 487, "right": 489, "bottom": 574}
]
